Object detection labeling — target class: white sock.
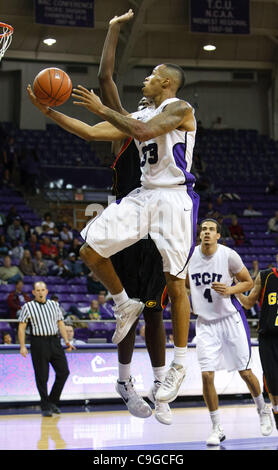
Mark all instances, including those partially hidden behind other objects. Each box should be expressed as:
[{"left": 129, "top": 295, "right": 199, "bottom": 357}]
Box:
[
  {"left": 173, "top": 346, "right": 187, "bottom": 367},
  {"left": 210, "top": 409, "right": 221, "bottom": 428},
  {"left": 118, "top": 362, "right": 131, "bottom": 382},
  {"left": 253, "top": 393, "right": 265, "bottom": 412},
  {"left": 152, "top": 365, "right": 167, "bottom": 383},
  {"left": 112, "top": 289, "right": 129, "bottom": 307}
]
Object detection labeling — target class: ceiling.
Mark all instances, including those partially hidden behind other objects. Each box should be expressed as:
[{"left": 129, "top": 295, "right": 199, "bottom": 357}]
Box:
[{"left": 1, "top": 0, "right": 278, "bottom": 76}]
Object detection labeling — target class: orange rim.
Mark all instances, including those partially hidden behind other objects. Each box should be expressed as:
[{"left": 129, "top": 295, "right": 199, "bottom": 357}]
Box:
[{"left": 0, "top": 23, "right": 14, "bottom": 38}]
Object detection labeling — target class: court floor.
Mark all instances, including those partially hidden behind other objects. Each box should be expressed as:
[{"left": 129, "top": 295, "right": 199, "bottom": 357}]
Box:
[{"left": 0, "top": 402, "right": 277, "bottom": 451}]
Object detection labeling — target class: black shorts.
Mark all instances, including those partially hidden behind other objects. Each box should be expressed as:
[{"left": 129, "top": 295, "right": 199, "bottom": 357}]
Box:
[
  {"left": 111, "top": 237, "right": 167, "bottom": 313},
  {"left": 259, "top": 333, "right": 278, "bottom": 395}
]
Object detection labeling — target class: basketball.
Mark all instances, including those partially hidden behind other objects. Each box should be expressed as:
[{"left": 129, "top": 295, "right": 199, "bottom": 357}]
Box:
[{"left": 33, "top": 67, "right": 72, "bottom": 107}]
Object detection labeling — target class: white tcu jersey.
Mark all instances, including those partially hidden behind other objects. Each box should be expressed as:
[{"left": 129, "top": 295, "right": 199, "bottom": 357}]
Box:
[
  {"left": 132, "top": 98, "right": 196, "bottom": 189},
  {"left": 188, "top": 244, "right": 244, "bottom": 321}
]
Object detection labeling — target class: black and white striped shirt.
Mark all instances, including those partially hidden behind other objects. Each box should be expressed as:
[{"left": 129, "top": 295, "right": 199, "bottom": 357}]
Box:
[{"left": 18, "top": 300, "right": 64, "bottom": 336}]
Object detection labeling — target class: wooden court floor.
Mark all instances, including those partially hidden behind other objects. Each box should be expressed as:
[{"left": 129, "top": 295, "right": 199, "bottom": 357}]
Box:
[{"left": 0, "top": 403, "right": 277, "bottom": 451}]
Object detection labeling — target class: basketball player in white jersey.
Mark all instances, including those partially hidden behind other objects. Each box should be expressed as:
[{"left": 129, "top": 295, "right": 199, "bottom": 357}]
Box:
[
  {"left": 27, "top": 58, "right": 199, "bottom": 403},
  {"left": 186, "top": 218, "right": 273, "bottom": 445}
]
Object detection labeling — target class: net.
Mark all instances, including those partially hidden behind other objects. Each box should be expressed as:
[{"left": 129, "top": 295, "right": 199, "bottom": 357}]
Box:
[{"left": 0, "top": 22, "right": 13, "bottom": 61}]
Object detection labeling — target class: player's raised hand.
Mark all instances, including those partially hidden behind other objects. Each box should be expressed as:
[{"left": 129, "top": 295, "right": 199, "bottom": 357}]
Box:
[
  {"left": 72, "top": 85, "right": 103, "bottom": 114},
  {"left": 109, "top": 9, "right": 134, "bottom": 26},
  {"left": 27, "top": 84, "right": 49, "bottom": 115}
]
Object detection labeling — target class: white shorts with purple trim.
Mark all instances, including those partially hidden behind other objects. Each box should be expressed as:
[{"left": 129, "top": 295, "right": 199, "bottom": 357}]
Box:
[{"left": 81, "top": 186, "right": 199, "bottom": 279}]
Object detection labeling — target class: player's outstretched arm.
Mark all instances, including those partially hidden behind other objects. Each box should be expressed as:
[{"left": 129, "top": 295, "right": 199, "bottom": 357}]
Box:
[
  {"left": 237, "top": 273, "right": 262, "bottom": 309},
  {"left": 72, "top": 87, "right": 195, "bottom": 140},
  {"left": 98, "top": 9, "right": 133, "bottom": 115},
  {"left": 27, "top": 84, "right": 128, "bottom": 142}
]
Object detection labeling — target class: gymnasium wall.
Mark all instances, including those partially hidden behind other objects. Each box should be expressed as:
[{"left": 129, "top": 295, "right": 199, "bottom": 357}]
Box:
[{"left": 0, "top": 59, "right": 271, "bottom": 135}]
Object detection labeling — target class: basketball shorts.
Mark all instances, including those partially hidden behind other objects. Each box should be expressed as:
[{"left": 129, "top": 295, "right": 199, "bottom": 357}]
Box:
[
  {"left": 111, "top": 236, "right": 167, "bottom": 313},
  {"left": 259, "top": 333, "right": 278, "bottom": 395},
  {"left": 81, "top": 186, "right": 199, "bottom": 279},
  {"left": 195, "top": 313, "right": 251, "bottom": 372}
]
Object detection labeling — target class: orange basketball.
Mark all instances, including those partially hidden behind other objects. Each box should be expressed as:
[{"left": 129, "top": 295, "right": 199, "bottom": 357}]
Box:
[{"left": 33, "top": 67, "right": 72, "bottom": 107}]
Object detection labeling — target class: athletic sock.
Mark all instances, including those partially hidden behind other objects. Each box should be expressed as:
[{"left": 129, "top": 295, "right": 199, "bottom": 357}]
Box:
[
  {"left": 209, "top": 409, "right": 221, "bottom": 428},
  {"left": 173, "top": 346, "right": 187, "bottom": 368},
  {"left": 253, "top": 393, "right": 265, "bottom": 412},
  {"left": 118, "top": 362, "right": 131, "bottom": 383},
  {"left": 112, "top": 289, "right": 129, "bottom": 308},
  {"left": 152, "top": 365, "right": 167, "bottom": 383}
]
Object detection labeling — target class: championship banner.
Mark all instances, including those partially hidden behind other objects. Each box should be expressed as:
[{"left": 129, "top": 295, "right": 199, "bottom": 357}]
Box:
[
  {"left": 34, "top": 0, "right": 94, "bottom": 28},
  {"left": 190, "top": 0, "right": 250, "bottom": 35}
]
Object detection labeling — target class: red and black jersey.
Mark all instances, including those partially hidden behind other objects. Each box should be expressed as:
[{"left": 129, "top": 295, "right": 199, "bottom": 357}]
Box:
[
  {"left": 258, "top": 268, "right": 278, "bottom": 335},
  {"left": 111, "top": 138, "right": 141, "bottom": 199}
]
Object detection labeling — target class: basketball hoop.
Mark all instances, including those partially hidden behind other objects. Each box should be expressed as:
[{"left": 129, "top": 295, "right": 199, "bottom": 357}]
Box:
[{"left": 0, "top": 22, "right": 13, "bottom": 61}]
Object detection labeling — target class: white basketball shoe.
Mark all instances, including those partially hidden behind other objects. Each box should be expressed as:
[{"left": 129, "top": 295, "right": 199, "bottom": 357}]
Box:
[
  {"left": 155, "top": 362, "right": 186, "bottom": 403},
  {"left": 258, "top": 404, "right": 273, "bottom": 436},
  {"left": 116, "top": 377, "right": 152, "bottom": 418},
  {"left": 206, "top": 425, "right": 226, "bottom": 446},
  {"left": 112, "top": 299, "right": 145, "bottom": 344},
  {"left": 147, "top": 380, "right": 172, "bottom": 425}
]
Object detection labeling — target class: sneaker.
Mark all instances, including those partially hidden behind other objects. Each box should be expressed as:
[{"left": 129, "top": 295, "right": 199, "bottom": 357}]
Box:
[
  {"left": 258, "top": 405, "right": 273, "bottom": 436},
  {"left": 155, "top": 362, "right": 186, "bottom": 403},
  {"left": 116, "top": 376, "right": 152, "bottom": 418},
  {"left": 272, "top": 409, "right": 278, "bottom": 430},
  {"left": 112, "top": 299, "right": 145, "bottom": 344},
  {"left": 148, "top": 381, "right": 172, "bottom": 425},
  {"left": 49, "top": 403, "right": 61, "bottom": 414},
  {"left": 206, "top": 425, "right": 226, "bottom": 446}
]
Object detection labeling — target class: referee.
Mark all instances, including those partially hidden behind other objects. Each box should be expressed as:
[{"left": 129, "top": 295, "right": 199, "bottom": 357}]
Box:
[
  {"left": 238, "top": 267, "right": 278, "bottom": 431},
  {"left": 18, "top": 281, "right": 74, "bottom": 417}
]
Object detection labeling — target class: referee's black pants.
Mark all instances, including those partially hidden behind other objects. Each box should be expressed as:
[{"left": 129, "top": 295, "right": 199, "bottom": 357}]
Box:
[{"left": 30, "top": 335, "right": 70, "bottom": 411}]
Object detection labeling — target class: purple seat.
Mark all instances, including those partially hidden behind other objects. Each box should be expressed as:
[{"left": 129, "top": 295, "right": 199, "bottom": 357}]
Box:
[{"left": 74, "top": 328, "right": 91, "bottom": 342}]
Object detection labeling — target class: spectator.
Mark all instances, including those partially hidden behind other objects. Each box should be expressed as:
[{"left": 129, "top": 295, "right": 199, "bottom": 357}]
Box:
[
  {"left": 5, "top": 206, "right": 19, "bottom": 228},
  {"left": 0, "top": 211, "right": 6, "bottom": 229},
  {"left": 57, "top": 240, "right": 68, "bottom": 259},
  {"left": 60, "top": 324, "right": 86, "bottom": 346},
  {"left": 97, "top": 292, "right": 114, "bottom": 318},
  {"left": 243, "top": 204, "right": 262, "bottom": 217},
  {"left": 26, "top": 233, "right": 40, "bottom": 256},
  {"left": 32, "top": 250, "right": 48, "bottom": 276},
  {"left": 41, "top": 212, "right": 55, "bottom": 235},
  {"left": 22, "top": 222, "right": 32, "bottom": 242},
  {"left": 268, "top": 211, "right": 278, "bottom": 233},
  {"left": 40, "top": 236, "right": 58, "bottom": 260},
  {"left": 7, "top": 279, "right": 31, "bottom": 319},
  {"left": 205, "top": 201, "right": 220, "bottom": 219},
  {"left": 60, "top": 224, "right": 73, "bottom": 243},
  {"left": 9, "top": 240, "right": 24, "bottom": 264},
  {"left": 24, "top": 148, "right": 41, "bottom": 192},
  {"left": 88, "top": 300, "right": 101, "bottom": 320},
  {"left": 1, "top": 332, "right": 13, "bottom": 345},
  {"left": 0, "top": 255, "right": 24, "bottom": 283},
  {"left": 69, "top": 238, "right": 82, "bottom": 258},
  {"left": 19, "top": 249, "right": 36, "bottom": 276},
  {"left": 67, "top": 299, "right": 104, "bottom": 321},
  {"left": 0, "top": 235, "right": 9, "bottom": 256},
  {"left": 87, "top": 271, "right": 107, "bottom": 294},
  {"left": 49, "top": 257, "right": 73, "bottom": 279},
  {"left": 3, "top": 136, "right": 17, "bottom": 174},
  {"left": 6, "top": 216, "right": 25, "bottom": 244},
  {"left": 66, "top": 253, "right": 85, "bottom": 277},
  {"left": 217, "top": 215, "right": 231, "bottom": 242},
  {"left": 229, "top": 215, "right": 246, "bottom": 246},
  {"left": 265, "top": 179, "right": 278, "bottom": 195}
]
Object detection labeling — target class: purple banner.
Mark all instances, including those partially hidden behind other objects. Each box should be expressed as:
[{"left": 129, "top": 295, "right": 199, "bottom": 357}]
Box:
[
  {"left": 34, "top": 0, "right": 94, "bottom": 28},
  {"left": 190, "top": 0, "right": 250, "bottom": 35}
]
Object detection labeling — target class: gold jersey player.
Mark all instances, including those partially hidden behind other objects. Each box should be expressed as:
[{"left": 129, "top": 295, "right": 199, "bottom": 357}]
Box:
[
  {"left": 238, "top": 266, "right": 278, "bottom": 432},
  {"left": 27, "top": 16, "right": 199, "bottom": 403},
  {"left": 97, "top": 10, "right": 171, "bottom": 424}
]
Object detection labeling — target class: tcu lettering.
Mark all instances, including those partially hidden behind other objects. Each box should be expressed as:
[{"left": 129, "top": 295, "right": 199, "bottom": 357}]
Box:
[{"left": 191, "top": 272, "right": 222, "bottom": 286}]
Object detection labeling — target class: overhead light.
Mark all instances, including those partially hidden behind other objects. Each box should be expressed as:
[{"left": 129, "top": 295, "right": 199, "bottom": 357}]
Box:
[
  {"left": 43, "top": 38, "right": 56, "bottom": 46},
  {"left": 203, "top": 44, "right": 216, "bottom": 51}
]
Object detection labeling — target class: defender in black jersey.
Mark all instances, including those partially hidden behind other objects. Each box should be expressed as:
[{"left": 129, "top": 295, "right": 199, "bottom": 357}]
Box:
[{"left": 239, "top": 267, "right": 278, "bottom": 430}]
